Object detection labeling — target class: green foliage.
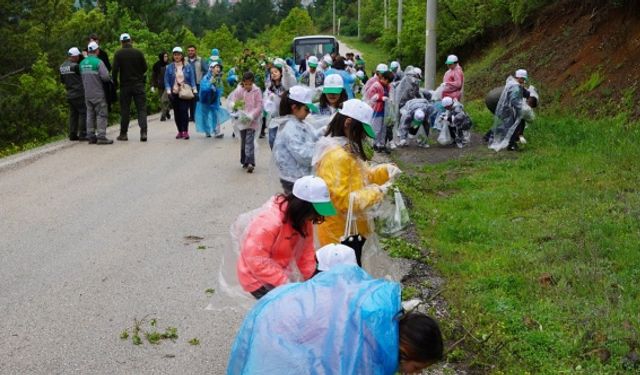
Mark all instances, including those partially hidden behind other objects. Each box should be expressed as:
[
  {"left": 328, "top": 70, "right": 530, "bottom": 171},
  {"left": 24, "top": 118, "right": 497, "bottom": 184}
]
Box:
[
  {"left": 573, "top": 70, "right": 605, "bottom": 96},
  {"left": 253, "top": 8, "right": 316, "bottom": 57},
  {"left": 401, "top": 101, "right": 640, "bottom": 372}
]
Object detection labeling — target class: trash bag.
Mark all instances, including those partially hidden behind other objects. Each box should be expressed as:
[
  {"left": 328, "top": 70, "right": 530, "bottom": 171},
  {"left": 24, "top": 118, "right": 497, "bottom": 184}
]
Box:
[
  {"left": 376, "top": 188, "right": 410, "bottom": 236},
  {"left": 227, "top": 264, "right": 402, "bottom": 375},
  {"left": 437, "top": 124, "right": 453, "bottom": 145}
]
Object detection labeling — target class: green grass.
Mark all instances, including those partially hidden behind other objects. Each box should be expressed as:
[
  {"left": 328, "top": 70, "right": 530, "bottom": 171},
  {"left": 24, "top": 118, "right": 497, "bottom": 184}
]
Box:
[
  {"left": 399, "top": 104, "right": 640, "bottom": 373},
  {"left": 340, "top": 36, "right": 390, "bottom": 67}
]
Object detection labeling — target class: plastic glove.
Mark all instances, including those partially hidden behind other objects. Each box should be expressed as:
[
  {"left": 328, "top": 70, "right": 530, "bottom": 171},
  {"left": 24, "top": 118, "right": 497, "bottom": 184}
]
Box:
[
  {"left": 387, "top": 164, "right": 402, "bottom": 179},
  {"left": 150, "top": 87, "right": 156, "bottom": 93},
  {"left": 378, "top": 181, "right": 393, "bottom": 195},
  {"left": 401, "top": 299, "right": 422, "bottom": 313},
  {"left": 371, "top": 94, "right": 380, "bottom": 102}
]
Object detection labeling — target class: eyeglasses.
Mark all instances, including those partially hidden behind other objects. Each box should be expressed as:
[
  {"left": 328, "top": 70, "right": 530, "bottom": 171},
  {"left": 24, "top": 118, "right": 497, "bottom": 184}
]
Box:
[{"left": 312, "top": 215, "right": 325, "bottom": 225}]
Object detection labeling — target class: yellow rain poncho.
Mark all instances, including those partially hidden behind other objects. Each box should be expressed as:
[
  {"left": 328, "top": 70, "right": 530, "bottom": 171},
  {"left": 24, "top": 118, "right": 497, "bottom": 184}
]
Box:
[{"left": 314, "top": 137, "right": 390, "bottom": 246}]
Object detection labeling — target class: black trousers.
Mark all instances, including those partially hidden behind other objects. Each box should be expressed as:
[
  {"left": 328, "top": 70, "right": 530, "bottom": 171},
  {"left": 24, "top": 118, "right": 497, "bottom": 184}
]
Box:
[
  {"left": 169, "top": 94, "right": 190, "bottom": 132},
  {"left": 119, "top": 84, "right": 147, "bottom": 134},
  {"left": 67, "top": 96, "right": 87, "bottom": 138}
]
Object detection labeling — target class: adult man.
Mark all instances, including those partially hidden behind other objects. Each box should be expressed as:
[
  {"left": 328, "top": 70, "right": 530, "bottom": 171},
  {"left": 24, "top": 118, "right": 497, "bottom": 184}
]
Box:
[
  {"left": 187, "top": 45, "right": 205, "bottom": 122},
  {"left": 441, "top": 54, "right": 464, "bottom": 101},
  {"left": 80, "top": 41, "right": 113, "bottom": 144},
  {"left": 88, "top": 33, "right": 111, "bottom": 72},
  {"left": 112, "top": 33, "right": 148, "bottom": 142},
  {"left": 60, "top": 47, "right": 87, "bottom": 141},
  {"left": 298, "top": 56, "right": 324, "bottom": 89}
]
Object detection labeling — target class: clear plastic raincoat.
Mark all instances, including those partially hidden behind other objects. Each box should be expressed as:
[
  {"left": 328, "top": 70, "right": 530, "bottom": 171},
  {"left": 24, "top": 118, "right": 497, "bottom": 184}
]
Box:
[
  {"left": 227, "top": 264, "right": 402, "bottom": 375},
  {"left": 489, "top": 76, "right": 524, "bottom": 151},
  {"left": 272, "top": 116, "right": 325, "bottom": 183}
]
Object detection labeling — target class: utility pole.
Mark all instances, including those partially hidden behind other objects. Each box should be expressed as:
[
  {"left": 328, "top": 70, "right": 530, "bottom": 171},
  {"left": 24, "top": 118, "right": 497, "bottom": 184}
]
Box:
[
  {"left": 332, "top": 0, "right": 336, "bottom": 36},
  {"left": 424, "top": 0, "right": 437, "bottom": 89},
  {"left": 397, "top": 0, "right": 403, "bottom": 48},
  {"left": 358, "top": 0, "right": 361, "bottom": 39},
  {"left": 384, "top": 0, "right": 388, "bottom": 29}
]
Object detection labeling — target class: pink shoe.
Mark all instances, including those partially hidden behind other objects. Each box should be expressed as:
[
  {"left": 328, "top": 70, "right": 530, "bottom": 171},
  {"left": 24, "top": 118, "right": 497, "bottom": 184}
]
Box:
[
  {"left": 183, "top": 132, "right": 190, "bottom": 140},
  {"left": 176, "top": 132, "right": 183, "bottom": 139}
]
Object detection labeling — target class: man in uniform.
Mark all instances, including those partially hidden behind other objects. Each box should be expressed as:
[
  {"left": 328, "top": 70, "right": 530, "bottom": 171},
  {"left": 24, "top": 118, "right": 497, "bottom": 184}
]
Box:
[
  {"left": 80, "top": 41, "right": 113, "bottom": 144},
  {"left": 59, "top": 47, "right": 87, "bottom": 141}
]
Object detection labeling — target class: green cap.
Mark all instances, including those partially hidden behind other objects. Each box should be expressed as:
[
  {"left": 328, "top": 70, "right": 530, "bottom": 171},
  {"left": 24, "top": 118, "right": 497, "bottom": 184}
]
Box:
[{"left": 312, "top": 201, "right": 337, "bottom": 216}]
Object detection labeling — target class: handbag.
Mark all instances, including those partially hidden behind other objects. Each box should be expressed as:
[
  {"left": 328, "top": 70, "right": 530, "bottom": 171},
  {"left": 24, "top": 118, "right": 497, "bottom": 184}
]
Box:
[
  {"left": 178, "top": 83, "right": 194, "bottom": 100},
  {"left": 340, "top": 192, "right": 366, "bottom": 267}
]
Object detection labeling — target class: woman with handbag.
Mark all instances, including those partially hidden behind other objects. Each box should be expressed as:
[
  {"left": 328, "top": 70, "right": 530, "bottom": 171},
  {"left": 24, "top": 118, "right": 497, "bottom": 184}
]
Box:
[
  {"left": 164, "top": 46, "right": 197, "bottom": 139},
  {"left": 313, "top": 99, "right": 402, "bottom": 249}
]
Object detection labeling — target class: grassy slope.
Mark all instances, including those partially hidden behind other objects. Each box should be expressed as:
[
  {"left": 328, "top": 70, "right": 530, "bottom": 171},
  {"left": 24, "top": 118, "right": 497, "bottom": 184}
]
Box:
[{"left": 398, "top": 94, "right": 640, "bottom": 371}]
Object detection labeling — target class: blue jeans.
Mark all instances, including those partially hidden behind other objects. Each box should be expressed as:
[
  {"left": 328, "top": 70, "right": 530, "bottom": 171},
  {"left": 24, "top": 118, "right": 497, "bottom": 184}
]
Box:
[{"left": 268, "top": 127, "right": 278, "bottom": 150}]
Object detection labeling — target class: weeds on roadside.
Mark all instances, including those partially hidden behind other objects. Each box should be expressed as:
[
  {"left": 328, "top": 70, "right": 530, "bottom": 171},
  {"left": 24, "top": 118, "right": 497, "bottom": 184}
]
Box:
[{"left": 120, "top": 316, "right": 179, "bottom": 346}]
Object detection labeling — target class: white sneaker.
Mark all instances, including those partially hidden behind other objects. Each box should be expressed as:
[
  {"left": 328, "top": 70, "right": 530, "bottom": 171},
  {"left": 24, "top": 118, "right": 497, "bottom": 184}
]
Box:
[
  {"left": 398, "top": 139, "right": 408, "bottom": 147},
  {"left": 389, "top": 141, "right": 397, "bottom": 150},
  {"left": 519, "top": 136, "right": 527, "bottom": 144},
  {"left": 418, "top": 141, "right": 430, "bottom": 148}
]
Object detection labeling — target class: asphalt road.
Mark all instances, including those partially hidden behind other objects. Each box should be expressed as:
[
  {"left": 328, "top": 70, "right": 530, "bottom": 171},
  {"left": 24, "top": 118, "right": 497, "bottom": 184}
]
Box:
[{"left": 0, "top": 116, "right": 275, "bottom": 374}]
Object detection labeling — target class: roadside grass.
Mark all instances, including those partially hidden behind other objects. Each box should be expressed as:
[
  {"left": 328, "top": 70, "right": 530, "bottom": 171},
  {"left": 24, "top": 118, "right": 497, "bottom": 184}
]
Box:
[
  {"left": 340, "top": 36, "right": 389, "bottom": 67},
  {"left": 398, "top": 103, "right": 640, "bottom": 372}
]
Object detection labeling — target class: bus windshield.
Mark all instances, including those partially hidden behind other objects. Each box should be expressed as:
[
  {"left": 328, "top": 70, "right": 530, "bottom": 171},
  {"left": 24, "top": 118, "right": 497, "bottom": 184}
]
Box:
[{"left": 293, "top": 38, "right": 337, "bottom": 62}]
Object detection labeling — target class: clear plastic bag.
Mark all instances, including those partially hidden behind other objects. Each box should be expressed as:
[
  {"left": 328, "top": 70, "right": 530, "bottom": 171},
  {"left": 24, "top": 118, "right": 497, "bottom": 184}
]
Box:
[
  {"left": 437, "top": 125, "right": 453, "bottom": 145},
  {"left": 376, "top": 188, "right": 410, "bottom": 236}
]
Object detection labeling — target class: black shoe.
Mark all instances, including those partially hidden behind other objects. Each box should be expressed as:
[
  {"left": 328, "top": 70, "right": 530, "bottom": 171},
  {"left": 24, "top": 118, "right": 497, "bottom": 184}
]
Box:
[
  {"left": 166, "top": 112, "right": 171, "bottom": 120},
  {"left": 78, "top": 135, "right": 89, "bottom": 141},
  {"left": 160, "top": 115, "right": 166, "bottom": 121},
  {"left": 214, "top": 133, "right": 224, "bottom": 139},
  {"left": 69, "top": 135, "right": 79, "bottom": 141},
  {"left": 96, "top": 137, "right": 114, "bottom": 145},
  {"left": 247, "top": 164, "right": 254, "bottom": 173},
  {"left": 88, "top": 137, "right": 97, "bottom": 144},
  {"left": 242, "top": 163, "right": 248, "bottom": 169},
  {"left": 372, "top": 145, "right": 380, "bottom": 152},
  {"left": 507, "top": 144, "right": 519, "bottom": 151},
  {"left": 117, "top": 133, "right": 128, "bottom": 141},
  {"left": 259, "top": 133, "right": 265, "bottom": 139},
  {"left": 383, "top": 147, "right": 391, "bottom": 154},
  {"left": 140, "top": 130, "right": 147, "bottom": 142}
]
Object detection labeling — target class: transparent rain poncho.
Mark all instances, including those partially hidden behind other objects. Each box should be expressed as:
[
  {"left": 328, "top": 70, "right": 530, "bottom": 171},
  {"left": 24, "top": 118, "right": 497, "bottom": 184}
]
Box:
[
  {"left": 397, "top": 98, "right": 433, "bottom": 140},
  {"left": 272, "top": 116, "right": 326, "bottom": 183},
  {"left": 489, "top": 76, "right": 525, "bottom": 151},
  {"left": 227, "top": 264, "right": 402, "bottom": 375},
  {"left": 393, "top": 69, "right": 421, "bottom": 111}
]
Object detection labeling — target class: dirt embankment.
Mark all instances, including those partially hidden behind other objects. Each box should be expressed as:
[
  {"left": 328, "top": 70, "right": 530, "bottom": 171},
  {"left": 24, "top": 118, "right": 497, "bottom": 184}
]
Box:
[{"left": 464, "top": 0, "right": 640, "bottom": 118}]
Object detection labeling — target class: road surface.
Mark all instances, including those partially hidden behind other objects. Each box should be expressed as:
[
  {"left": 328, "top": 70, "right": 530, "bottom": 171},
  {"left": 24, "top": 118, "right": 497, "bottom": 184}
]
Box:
[{"left": 0, "top": 117, "right": 275, "bottom": 374}]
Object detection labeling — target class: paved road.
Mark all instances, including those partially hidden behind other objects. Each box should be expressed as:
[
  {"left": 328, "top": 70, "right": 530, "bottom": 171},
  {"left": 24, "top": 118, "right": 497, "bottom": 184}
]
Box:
[{"left": 0, "top": 116, "right": 275, "bottom": 374}]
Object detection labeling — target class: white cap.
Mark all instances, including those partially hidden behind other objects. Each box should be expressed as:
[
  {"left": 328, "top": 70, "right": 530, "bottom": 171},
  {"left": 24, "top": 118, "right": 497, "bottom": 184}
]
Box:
[
  {"left": 445, "top": 54, "right": 458, "bottom": 64},
  {"left": 323, "top": 74, "right": 344, "bottom": 94},
  {"left": 316, "top": 244, "right": 357, "bottom": 271},
  {"left": 390, "top": 61, "right": 400, "bottom": 71},
  {"left": 87, "top": 41, "right": 99, "bottom": 52},
  {"left": 273, "top": 57, "right": 286, "bottom": 68},
  {"left": 413, "top": 109, "right": 425, "bottom": 121},
  {"left": 410, "top": 67, "right": 422, "bottom": 78},
  {"left": 515, "top": 69, "right": 528, "bottom": 79},
  {"left": 308, "top": 55, "right": 319, "bottom": 67},
  {"left": 338, "top": 99, "right": 376, "bottom": 138},
  {"left": 441, "top": 97, "right": 453, "bottom": 107},
  {"left": 346, "top": 60, "right": 354, "bottom": 67},
  {"left": 292, "top": 176, "right": 336, "bottom": 216},
  {"left": 67, "top": 47, "right": 81, "bottom": 57},
  {"left": 355, "top": 70, "right": 365, "bottom": 79},
  {"left": 376, "top": 63, "right": 388, "bottom": 73},
  {"left": 209, "top": 61, "right": 220, "bottom": 69},
  {"left": 288, "top": 85, "right": 319, "bottom": 113},
  {"left": 323, "top": 55, "right": 333, "bottom": 66},
  {"left": 119, "top": 33, "right": 131, "bottom": 42},
  {"left": 172, "top": 46, "right": 183, "bottom": 54}
]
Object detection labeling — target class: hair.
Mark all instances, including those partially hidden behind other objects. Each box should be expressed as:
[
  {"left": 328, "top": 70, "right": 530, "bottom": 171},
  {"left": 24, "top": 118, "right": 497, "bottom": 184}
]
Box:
[
  {"left": 399, "top": 313, "right": 444, "bottom": 364},
  {"left": 333, "top": 56, "right": 346, "bottom": 70},
  {"left": 270, "top": 66, "right": 283, "bottom": 83},
  {"left": 276, "top": 194, "right": 317, "bottom": 237},
  {"left": 89, "top": 33, "right": 99, "bottom": 41},
  {"left": 187, "top": 44, "right": 196, "bottom": 50},
  {"left": 325, "top": 113, "right": 368, "bottom": 161},
  {"left": 380, "top": 71, "right": 394, "bottom": 83},
  {"left": 319, "top": 90, "right": 348, "bottom": 110},
  {"left": 279, "top": 90, "right": 305, "bottom": 116},
  {"left": 242, "top": 71, "right": 255, "bottom": 82}
]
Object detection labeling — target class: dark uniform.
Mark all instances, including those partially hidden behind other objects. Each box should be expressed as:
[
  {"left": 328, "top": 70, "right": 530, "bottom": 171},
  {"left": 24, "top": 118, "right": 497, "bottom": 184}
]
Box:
[
  {"left": 59, "top": 60, "right": 87, "bottom": 140},
  {"left": 112, "top": 43, "right": 148, "bottom": 140}
]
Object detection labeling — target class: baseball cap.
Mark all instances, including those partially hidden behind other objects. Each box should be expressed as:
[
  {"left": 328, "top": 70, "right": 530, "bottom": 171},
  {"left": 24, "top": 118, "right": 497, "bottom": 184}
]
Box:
[
  {"left": 172, "top": 46, "right": 183, "bottom": 54},
  {"left": 273, "top": 57, "right": 286, "bottom": 68},
  {"left": 390, "top": 61, "right": 400, "bottom": 71},
  {"left": 355, "top": 70, "right": 365, "bottom": 79},
  {"left": 323, "top": 74, "right": 344, "bottom": 94},
  {"left": 445, "top": 54, "right": 458, "bottom": 64},
  {"left": 412, "top": 109, "right": 425, "bottom": 126},
  {"left": 292, "top": 176, "right": 337, "bottom": 217},
  {"left": 441, "top": 97, "right": 453, "bottom": 107},
  {"left": 338, "top": 99, "right": 375, "bottom": 138},
  {"left": 308, "top": 55, "right": 319, "bottom": 68},
  {"left": 515, "top": 69, "right": 528, "bottom": 79},
  {"left": 410, "top": 67, "right": 423, "bottom": 79},
  {"left": 316, "top": 244, "right": 357, "bottom": 271},
  {"left": 323, "top": 55, "right": 333, "bottom": 66},
  {"left": 376, "top": 63, "right": 389, "bottom": 73},
  {"left": 119, "top": 33, "right": 131, "bottom": 42},
  {"left": 209, "top": 61, "right": 220, "bottom": 69},
  {"left": 87, "top": 41, "right": 99, "bottom": 52},
  {"left": 67, "top": 47, "right": 81, "bottom": 57},
  {"left": 288, "top": 85, "right": 319, "bottom": 113}
]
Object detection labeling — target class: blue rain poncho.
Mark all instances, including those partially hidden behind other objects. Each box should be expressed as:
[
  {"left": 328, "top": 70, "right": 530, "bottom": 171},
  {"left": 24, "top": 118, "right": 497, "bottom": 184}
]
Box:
[
  {"left": 196, "top": 72, "right": 230, "bottom": 135},
  {"left": 227, "top": 264, "right": 402, "bottom": 375},
  {"left": 325, "top": 68, "right": 356, "bottom": 99},
  {"left": 272, "top": 116, "right": 325, "bottom": 183}
]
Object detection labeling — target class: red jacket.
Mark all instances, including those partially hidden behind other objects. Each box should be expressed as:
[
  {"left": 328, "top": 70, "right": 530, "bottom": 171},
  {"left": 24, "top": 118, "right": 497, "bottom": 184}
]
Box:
[
  {"left": 442, "top": 65, "right": 464, "bottom": 101},
  {"left": 236, "top": 196, "right": 316, "bottom": 293},
  {"left": 368, "top": 80, "right": 387, "bottom": 114}
]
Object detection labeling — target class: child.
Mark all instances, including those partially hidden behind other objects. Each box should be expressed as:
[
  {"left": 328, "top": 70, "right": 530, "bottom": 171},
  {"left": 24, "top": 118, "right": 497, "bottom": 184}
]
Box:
[
  {"left": 228, "top": 72, "right": 263, "bottom": 173},
  {"left": 272, "top": 86, "right": 322, "bottom": 193},
  {"left": 195, "top": 62, "right": 230, "bottom": 138},
  {"left": 317, "top": 74, "right": 348, "bottom": 116},
  {"left": 367, "top": 70, "right": 394, "bottom": 153}
]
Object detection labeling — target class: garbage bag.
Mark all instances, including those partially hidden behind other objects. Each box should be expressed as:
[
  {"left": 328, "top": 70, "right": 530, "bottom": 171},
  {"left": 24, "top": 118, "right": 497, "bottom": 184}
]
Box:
[
  {"left": 227, "top": 264, "right": 401, "bottom": 375},
  {"left": 376, "top": 188, "right": 410, "bottom": 236},
  {"left": 437, "top": 124, "right": 453, "bottom": 145}
]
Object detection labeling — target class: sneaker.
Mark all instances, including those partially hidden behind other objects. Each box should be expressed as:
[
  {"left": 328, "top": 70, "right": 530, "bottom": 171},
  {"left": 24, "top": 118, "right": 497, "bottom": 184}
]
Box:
[
  {"left": 140, "top": 130, "right": 147, "bottom": 142},
  {"left": 96, "top": 137, "right": 114, "bottom": 145},
  {"left": 519, "top": 136, "right": 527, "bottom": 144},
  {"left": 247, "top": 164, "right": 254, "bottom": 173},
  {"left": 167, "top": 112, "right": 171, "bottom": 120},
  {"left": 259, "top": 133, "right": 265, "bottom": 139},
  {"left": 88, "top": 137, "right": 97, "bottom": 144},
  {"left": 78, "top": 136, "right": 89, "bottom": 141},
  {"left": 398, "top": 139, "right": 408, "bottom": 147},
  {"left": 183, "top": 132, "right": 190, "bottom": 140},
  {"left": 383, "top": 147, "right": 391, "bottom": 154},
  {"left": 160, "top": 115, "right": 166, "bottom": 121},
  {"left": 418, "top": 142, "right": 430, "bottom": 148},
  {"left": 117, "top": 133, "right": 128, "bottom": 141},
  {"left": 389, "top": 141, "right": 397, "bottom": 150},
  {"left": 69, "top": 135, "right": 79, "bottom": 141},
  {"left": 205, "top": 132, "right": 211, "bottom": 138},
  {"left": 456, "top": 142, "right": 464, "bottom": 149},
  {"left": 507, "top": 144, "right": 519, "bottom": 151},
  {"left": 242, "top": 164, "right": 248, "bottom": 169},
  {"left": 176, "top": 132, "right": 183, "bottom": 139},
  {"left": 214, "top": 133, "right": 224, "bottom": 139}
]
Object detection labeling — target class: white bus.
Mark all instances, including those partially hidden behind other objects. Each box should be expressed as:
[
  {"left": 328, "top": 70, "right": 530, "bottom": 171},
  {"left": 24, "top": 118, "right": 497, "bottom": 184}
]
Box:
[{"left": 292, "top": 35, "right": 340, "bottom": 64}]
